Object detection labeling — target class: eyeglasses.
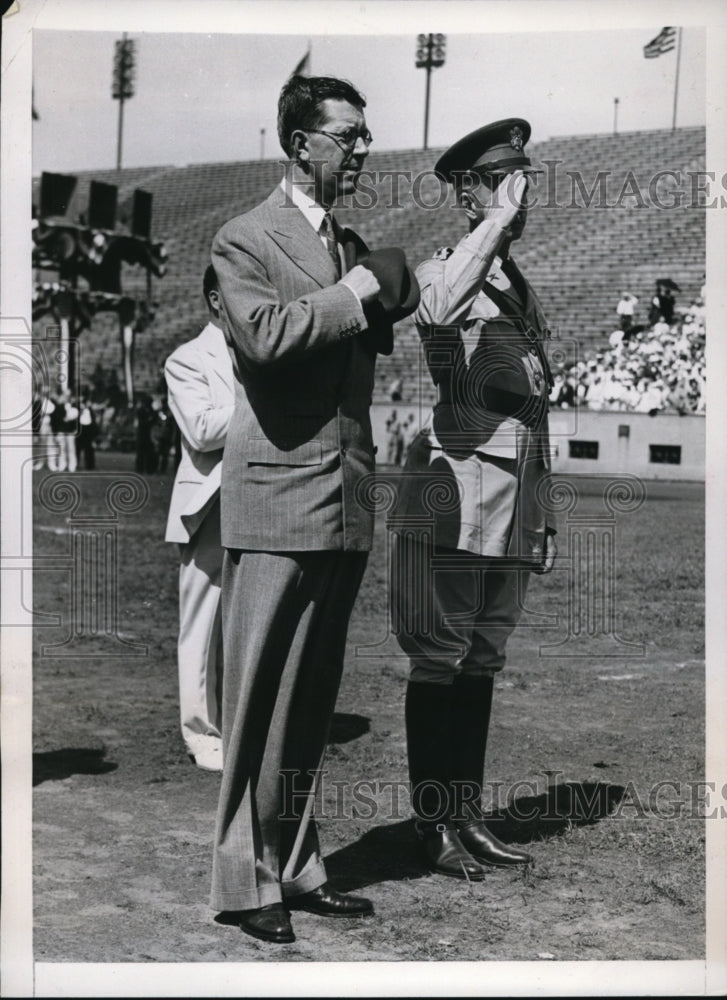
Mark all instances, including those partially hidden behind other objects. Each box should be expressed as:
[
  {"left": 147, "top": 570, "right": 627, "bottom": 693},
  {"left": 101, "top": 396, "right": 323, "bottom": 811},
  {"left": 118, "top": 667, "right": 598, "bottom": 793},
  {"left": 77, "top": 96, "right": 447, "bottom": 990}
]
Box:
[{"left": 305, "top": 127, "right": 373, "bottom": 152}]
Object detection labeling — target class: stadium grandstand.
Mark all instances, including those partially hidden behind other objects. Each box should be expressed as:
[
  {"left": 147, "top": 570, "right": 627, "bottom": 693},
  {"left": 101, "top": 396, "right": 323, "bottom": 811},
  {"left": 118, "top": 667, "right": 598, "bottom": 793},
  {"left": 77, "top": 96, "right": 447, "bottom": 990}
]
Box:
[{"left": 32, "top": 125, "right": 706, "bottom": 408}]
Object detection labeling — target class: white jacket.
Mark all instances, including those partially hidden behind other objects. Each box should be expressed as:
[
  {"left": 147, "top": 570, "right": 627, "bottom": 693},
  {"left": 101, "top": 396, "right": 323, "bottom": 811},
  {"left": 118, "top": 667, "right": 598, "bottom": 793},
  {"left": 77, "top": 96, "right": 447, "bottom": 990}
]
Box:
[{"left": 164, "top": 321, "right": 235, "bottom": 544}]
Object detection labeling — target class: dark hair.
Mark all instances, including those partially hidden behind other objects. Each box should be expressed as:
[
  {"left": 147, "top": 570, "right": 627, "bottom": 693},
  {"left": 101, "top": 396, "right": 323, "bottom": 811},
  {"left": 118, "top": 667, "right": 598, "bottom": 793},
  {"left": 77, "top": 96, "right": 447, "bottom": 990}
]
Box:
[
  {"left": 277, "top": 74, "right": 366, "bottom": 157},
  {"left": 203, "top": 264, "right": 218, "bottom": 307}
]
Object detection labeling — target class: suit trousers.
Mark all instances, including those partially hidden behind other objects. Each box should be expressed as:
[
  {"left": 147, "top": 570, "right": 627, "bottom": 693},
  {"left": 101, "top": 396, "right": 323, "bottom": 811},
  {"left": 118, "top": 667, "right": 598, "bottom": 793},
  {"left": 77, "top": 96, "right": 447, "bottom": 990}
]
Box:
[
  {"left": 178, "top": 499, "right": 223, "bottom": 753},
  {"left": 391, "top": 533, "right": 530, "bottom": 684},
  {"left": 210, "top": 548, "right": 368, "bottom": 912}
]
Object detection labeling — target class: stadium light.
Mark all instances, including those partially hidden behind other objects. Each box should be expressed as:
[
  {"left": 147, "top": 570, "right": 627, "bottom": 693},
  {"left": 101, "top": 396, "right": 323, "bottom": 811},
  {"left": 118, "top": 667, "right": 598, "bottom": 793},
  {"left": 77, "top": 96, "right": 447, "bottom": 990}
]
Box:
[
  {"left": 112, "top": 33, "right": 137, "bottom": 170},
  {"left": 415, "top": 33, "right": 447, "bottom": 150},
  {"left": 33, "top": 172, "right": 168, "bottom": 403}
]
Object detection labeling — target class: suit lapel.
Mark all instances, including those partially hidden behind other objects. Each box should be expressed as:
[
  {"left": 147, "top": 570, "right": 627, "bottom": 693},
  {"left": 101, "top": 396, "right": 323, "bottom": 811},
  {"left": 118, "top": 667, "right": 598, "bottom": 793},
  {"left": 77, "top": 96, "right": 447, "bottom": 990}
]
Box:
[
  {"left": 198, "top": 322, "right": 235, "bottom": 394},
  {"left": 211, "top": 351, "right": 235, "bottom": 395},
  {"left": 265, "top": 189, "right": 337, "bottom": 288}
]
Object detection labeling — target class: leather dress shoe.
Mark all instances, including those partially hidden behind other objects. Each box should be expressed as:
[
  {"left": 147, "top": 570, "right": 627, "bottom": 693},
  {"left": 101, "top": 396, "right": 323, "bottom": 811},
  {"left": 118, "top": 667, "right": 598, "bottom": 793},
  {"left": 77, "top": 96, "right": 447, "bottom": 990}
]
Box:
[
  {"left": 456, "top": 819, "right": 533, "bottom": 867},
  {"left": 288, "top": 883, "right": 374, "bottom": 918},
  {"left": 237, "top": 903, "right": 295, "bottom": 944},
  {"left": 416, "top": 821, "right": 488, "bottom": 880}
]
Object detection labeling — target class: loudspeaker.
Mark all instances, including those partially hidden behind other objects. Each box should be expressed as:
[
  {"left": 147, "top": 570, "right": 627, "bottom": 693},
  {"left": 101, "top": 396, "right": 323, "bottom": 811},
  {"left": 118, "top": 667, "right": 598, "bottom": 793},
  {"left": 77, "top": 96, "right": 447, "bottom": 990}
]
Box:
[
  {"left": 39, "top": 172, "right": 78, "bottom": 219},
  {"left": 132, "top": 189, "right": 153, "bottom": 239},
  {"left": 88, "top": 181, "right": 118, "bottom": 230}
]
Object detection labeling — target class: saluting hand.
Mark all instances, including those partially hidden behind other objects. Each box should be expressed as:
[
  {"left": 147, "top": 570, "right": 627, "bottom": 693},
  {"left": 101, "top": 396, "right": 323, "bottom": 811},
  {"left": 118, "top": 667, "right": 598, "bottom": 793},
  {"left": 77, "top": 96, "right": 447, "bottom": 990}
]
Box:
[
  {"left": 341, "top": 265, "right": 381, "bottom": 306},
  {"left": 482, "top": 169, "right": 528, "bottom": 232}
]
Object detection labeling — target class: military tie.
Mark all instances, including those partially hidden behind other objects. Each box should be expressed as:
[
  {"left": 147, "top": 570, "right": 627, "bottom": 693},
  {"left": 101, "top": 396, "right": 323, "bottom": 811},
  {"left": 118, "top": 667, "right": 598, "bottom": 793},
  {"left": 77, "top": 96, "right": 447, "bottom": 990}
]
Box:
[{"left": 321, "top": 211, "right": 341, "bottom": 278}]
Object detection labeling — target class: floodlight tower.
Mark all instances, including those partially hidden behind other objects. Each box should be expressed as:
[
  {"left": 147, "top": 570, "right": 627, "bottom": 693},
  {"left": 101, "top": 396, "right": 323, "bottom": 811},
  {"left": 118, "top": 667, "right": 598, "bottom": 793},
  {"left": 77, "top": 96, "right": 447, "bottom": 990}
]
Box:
[
  {"left": 112, "top": 34, "right": 136, "bottom": 171},
  {"left": 415, "top": 33, "right": 447, "bottom": 151}
]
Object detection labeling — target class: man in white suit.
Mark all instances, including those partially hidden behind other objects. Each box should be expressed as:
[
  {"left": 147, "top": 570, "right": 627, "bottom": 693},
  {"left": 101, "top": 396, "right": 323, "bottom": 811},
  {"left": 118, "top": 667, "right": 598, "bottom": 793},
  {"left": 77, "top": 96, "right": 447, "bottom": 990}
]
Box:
[{"left": 164, "top": 266, "right": 235, "bottom": 771}]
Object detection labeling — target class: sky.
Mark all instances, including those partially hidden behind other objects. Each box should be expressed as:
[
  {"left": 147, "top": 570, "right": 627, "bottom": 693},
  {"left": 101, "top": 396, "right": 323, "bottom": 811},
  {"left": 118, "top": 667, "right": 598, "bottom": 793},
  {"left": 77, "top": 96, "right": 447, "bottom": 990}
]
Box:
[{"left": 32, "top": 25, "right": 706, "bottom": 174}]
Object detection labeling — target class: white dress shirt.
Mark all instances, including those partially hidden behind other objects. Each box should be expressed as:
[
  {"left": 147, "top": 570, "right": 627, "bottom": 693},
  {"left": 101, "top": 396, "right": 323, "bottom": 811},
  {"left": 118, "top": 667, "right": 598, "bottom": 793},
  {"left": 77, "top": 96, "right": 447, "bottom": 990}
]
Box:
[
  {"left": 280, "top": 177, "right": 366, "bottom": 315},
  {"left": 279, "top": 179, "right": 344, "bottom": 265}
]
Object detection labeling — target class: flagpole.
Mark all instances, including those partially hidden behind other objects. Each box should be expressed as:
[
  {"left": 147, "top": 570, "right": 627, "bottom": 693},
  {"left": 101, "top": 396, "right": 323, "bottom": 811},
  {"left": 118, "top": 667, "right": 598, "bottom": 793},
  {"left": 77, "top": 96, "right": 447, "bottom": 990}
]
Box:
[{"left": 672, "top": 27, "right": 682, "bottom": 131}]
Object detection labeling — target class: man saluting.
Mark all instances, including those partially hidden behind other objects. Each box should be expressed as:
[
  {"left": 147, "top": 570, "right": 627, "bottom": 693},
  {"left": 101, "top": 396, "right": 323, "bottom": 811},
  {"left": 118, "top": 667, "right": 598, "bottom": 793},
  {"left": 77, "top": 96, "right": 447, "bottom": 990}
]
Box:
[
  {"left": 391, "top": 119, "right": 557, "bottom": 880},
  {"left": 209, "top": 74, "right": 418, "bottom": 944}
]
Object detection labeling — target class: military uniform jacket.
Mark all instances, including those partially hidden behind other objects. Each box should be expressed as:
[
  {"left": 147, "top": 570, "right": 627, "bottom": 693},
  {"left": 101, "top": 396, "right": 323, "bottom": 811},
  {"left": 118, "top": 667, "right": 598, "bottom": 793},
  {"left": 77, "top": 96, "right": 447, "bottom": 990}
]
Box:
[
  {"left": 212, "top": 186, "right": 390, "bottom": 552},
  {"left": 394, "top": 219, "right": 553, "bottom": 561}
]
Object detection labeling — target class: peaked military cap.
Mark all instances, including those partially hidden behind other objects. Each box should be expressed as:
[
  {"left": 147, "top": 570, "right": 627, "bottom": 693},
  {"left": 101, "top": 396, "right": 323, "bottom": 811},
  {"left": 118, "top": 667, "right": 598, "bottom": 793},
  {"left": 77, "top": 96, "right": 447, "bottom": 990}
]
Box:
[{"left": 435, "top": 118, "right": 541, "bottom": 184}]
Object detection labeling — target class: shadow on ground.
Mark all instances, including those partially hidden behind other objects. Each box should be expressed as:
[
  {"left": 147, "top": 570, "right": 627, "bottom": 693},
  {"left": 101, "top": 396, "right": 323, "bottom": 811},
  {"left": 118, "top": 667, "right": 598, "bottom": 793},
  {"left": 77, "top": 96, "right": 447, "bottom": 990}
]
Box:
[
  {"left": 487, "top": 780, "right": 627, "bottom": 843},
  {"left": 329, "top": 712, "right": 370, "bottom": 745},
  {"left": 33, "top": 748, "right": 118, "bottom": 786},
  {"left": 325, "top": 781, "right": 626, "bottom": 891}
]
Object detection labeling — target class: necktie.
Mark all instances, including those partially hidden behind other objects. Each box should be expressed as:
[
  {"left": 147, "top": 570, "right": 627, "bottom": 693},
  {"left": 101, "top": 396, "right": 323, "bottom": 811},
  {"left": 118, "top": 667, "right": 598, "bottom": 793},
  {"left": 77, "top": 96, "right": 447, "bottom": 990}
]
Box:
[{"left": 321, "top": 212, "right": 341, "bottom": 278}]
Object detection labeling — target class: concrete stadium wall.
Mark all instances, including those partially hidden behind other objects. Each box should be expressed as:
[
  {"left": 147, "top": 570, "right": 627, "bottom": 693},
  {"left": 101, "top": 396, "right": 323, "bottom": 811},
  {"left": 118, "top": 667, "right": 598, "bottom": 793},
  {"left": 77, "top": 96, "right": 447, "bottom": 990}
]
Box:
[
  {"left": 547, "top": 410, "right": 704, "bottom": 480},
  {"left": 371, "top": 404, "right": 705, "bottom": 481}
]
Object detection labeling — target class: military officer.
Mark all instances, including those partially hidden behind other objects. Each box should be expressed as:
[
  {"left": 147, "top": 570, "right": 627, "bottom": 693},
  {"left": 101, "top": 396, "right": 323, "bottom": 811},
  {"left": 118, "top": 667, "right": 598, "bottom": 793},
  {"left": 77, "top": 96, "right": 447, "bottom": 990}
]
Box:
[{"left": 390, "top": 119, "right": 557, "bottom": 880}]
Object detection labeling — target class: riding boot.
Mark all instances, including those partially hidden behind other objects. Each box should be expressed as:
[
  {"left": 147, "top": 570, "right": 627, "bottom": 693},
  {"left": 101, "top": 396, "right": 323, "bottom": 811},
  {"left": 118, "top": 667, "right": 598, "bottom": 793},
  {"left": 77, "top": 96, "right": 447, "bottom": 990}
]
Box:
[
  {"left": 450, "top": 674, "right": 533, "bottom": 867},
  {"left": 405, "top": 680, "right": 487, "bottom": 880}
]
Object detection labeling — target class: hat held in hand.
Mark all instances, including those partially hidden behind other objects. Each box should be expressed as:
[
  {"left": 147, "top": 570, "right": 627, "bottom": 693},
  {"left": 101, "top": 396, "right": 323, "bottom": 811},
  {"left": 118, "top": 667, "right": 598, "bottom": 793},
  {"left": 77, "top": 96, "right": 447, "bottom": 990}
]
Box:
[{"left": 359, "top": 247, "right": 420, "bottom": 324}]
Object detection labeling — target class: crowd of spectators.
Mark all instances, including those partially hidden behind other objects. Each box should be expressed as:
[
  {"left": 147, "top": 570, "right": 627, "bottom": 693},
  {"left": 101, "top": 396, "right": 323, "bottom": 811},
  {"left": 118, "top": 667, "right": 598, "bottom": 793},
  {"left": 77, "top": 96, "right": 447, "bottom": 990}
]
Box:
[
  {"left": 32, "top": 363, "right": 181, "bottom": 474},
  {"left": 32, "top": 389, "right": 99, "bottom": 472},
  {"left": 550, "top": 281, "right": 706, "bottom": 416}
]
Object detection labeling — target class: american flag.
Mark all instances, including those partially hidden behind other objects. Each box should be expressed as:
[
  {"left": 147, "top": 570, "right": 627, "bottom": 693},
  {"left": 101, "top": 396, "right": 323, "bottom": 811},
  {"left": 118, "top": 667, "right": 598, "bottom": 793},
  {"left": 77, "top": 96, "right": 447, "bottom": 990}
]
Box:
[{"left": 643, "top": 27, "right": 677, "bottom": 59}]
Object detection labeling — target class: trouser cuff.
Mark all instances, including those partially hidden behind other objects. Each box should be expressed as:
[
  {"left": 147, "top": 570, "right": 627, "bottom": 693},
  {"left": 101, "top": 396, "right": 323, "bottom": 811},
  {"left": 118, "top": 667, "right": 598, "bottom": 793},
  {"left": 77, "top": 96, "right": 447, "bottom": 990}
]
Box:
[
  {"left": 210, "top": 882, "right": 284, "bottom": 913},
  {"left": 282, "top": 860, "right": 327, "bottom": 899}
]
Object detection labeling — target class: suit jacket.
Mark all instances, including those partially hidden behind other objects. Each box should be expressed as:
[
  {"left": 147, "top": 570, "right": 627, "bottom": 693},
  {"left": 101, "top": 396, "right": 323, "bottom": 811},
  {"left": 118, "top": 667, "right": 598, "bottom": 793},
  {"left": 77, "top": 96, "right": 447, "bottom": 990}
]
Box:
[
  {"left": 394, "top": 221, "right": 553, "bottom": 562},
  {"left": 164, "top": 321, "right": 235, "bottom": 544},
  {"left": 212, "top": 186, "right": 390, "bottom": 552}
]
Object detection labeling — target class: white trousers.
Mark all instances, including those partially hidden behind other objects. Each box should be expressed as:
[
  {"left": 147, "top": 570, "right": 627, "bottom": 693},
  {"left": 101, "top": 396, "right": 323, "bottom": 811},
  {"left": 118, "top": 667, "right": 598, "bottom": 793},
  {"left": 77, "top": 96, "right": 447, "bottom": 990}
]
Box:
[
  {"left": 55, "top": 433, "right": 77, "bottom": 472},
  {"left": 178, "top": 499, "right": 223, "bottom": 753}
]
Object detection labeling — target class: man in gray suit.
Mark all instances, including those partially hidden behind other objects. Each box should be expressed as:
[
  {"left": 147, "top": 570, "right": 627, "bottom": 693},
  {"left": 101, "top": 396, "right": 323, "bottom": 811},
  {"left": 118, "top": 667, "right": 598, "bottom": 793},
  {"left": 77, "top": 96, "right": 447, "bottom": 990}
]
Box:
[{"left": 209, "top": 74, "right": 400, "bottom": 944}]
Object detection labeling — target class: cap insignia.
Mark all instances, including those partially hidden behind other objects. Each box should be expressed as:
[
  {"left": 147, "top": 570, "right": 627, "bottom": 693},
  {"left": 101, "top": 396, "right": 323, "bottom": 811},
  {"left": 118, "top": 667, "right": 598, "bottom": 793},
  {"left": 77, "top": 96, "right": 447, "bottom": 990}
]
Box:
[{"left": 509, "top": 126, "right": 524, "bottom": 151}]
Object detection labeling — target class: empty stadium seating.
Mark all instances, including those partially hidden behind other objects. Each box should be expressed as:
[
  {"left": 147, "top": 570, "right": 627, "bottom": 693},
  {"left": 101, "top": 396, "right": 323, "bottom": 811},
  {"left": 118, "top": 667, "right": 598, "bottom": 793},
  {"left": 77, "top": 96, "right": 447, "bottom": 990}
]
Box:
[{"left": 32, "top": 126, "right": 706, "bottom": 403}]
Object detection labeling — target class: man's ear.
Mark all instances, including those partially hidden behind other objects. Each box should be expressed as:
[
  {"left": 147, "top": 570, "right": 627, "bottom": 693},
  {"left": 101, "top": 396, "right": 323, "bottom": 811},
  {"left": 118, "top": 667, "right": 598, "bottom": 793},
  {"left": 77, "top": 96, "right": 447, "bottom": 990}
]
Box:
[
  {"left": 207, "top": 288, "right": 221, "bottom": 320},
  {"left": 290, "top": 130, "right": 310, "bottom": 164}
]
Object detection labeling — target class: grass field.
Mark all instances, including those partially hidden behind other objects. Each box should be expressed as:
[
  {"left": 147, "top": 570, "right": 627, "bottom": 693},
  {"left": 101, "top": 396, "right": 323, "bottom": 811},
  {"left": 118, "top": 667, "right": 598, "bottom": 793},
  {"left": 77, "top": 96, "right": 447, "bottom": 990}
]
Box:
[{"left": 32, "top": 454, "right": 705, "bottom": 964}]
